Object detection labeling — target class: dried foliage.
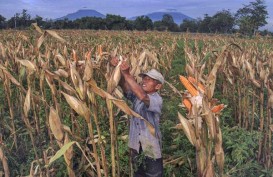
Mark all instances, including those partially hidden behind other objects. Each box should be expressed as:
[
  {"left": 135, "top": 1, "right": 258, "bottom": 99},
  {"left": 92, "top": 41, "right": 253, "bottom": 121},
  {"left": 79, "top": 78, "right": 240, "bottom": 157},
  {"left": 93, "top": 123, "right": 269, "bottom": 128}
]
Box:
[
  {"left": 0, "top": 26, "right": 272, "bottom": 176},
  {"left": 0, "top": 26, "right": 176, "bottom": 176}
]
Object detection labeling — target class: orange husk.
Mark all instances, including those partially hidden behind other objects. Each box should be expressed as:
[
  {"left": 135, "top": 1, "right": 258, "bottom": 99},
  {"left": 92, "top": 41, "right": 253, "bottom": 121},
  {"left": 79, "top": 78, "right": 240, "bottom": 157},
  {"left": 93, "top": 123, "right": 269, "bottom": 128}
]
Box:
[
  {"left": 183, "top": 98, "right": 192, "bottom": 111},
  {"left": 211, "top": 104, "right": 225, "bottom": 113}
]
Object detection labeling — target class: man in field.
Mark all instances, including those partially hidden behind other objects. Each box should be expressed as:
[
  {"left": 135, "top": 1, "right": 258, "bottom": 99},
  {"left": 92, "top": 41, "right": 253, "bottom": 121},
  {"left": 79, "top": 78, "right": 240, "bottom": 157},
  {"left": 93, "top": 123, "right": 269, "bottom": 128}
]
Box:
[{"left": 111, "top": 57, "right": 164, "bottom": 177}]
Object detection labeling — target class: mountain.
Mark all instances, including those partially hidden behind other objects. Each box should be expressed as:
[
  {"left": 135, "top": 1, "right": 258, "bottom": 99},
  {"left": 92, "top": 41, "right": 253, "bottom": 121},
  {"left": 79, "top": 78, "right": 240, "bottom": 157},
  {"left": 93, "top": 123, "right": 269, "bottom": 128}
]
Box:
[
  {"left": 56, "top": 9, "right": 105, "bottom": 21},
  {"left": 55, "top": 9, "right": 194, "bottom": 24},
  {"left": 129, "top": 12, "right": 194, "bottom": 24}
]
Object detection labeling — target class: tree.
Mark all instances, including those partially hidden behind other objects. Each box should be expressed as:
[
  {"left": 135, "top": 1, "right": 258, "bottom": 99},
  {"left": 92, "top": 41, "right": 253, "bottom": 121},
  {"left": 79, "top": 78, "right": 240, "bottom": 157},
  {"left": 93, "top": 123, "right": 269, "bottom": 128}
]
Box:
[
  {"left": 161, "top": 14, "right": 179, "bottom": 31},
  {"left": 198, "top": 14, "right": 212, "bottom": 33},
  {"left": 34, "top": 15, "right": 43, "bottom": 26},
  {"left": 20, "top": 9, "right": 31, "bottom": 28},
  {"left": 235, "top": 0, "right": 268, "bottom": 35},
  {"left": 210, "top": 10, "right": 235, "bottom": 33},
  {"left": 180, "top": 19, "right": 199, "bottom": 32},
  {"left": 6, "top": 13, "right": 19, "bottom": 28},
  {"left": 134, "top": 16, "right": 153, "bottom": 31},
  {"left": 153, "top": 21, "right": 166, "bottom": 31},
  {"left": 0, "top": 14, "right": 6, "bottom": 29},
  {"left": 105, "top": 14, "right": 128, "bottom": 30}
]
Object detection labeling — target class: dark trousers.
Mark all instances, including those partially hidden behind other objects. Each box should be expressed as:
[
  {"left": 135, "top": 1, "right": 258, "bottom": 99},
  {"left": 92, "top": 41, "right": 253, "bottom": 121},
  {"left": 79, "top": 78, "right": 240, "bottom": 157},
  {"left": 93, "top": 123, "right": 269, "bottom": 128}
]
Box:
[{"left": 130, "top": 145, "right": 163, "bottom": 177}]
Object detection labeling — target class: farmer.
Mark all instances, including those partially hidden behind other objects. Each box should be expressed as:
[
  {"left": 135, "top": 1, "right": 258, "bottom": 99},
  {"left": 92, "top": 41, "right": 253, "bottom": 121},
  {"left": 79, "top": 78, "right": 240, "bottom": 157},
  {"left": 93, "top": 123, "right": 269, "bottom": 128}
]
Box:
[{"left": 111, "top": 57, "right": 164, "bottom": 177}]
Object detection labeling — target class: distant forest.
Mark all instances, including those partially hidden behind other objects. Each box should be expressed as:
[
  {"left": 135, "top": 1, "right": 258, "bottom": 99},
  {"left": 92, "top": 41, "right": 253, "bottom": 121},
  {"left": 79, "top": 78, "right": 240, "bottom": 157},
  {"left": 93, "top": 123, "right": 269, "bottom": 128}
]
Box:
[{"left": 0, "top": 0, "right": 272, "bottom": 36}]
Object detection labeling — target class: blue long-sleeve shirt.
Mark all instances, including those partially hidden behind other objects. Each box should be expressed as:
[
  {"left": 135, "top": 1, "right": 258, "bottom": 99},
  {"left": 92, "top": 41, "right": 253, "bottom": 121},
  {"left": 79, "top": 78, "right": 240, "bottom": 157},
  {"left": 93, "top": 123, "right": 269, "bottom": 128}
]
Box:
[{"left": 126, "top": 91, "right": 163, "bottom": 159}]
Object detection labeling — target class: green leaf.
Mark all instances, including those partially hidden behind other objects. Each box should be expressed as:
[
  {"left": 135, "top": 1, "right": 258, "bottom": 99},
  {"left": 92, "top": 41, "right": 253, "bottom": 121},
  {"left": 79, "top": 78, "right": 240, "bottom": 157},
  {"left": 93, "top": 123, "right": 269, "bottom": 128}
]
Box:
[{"left": 47, "top": 141, "right": 76, "bottom": 166}]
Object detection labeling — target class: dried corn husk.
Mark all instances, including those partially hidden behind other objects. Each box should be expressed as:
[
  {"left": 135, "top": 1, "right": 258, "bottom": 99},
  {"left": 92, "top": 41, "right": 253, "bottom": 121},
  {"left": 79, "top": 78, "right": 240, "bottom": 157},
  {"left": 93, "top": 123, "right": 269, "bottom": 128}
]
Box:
[
  {"left": 107, "top": 56, "right": 122, "bottom": 93},
  {"left": 0, "top": 147, "right": 10, "bottom": 177},
  {"left": 49, "top": 107, "right": 64, "bottom": 142},
  {"left": 178, "top": 112, "right": 196, "bottom": 146}
]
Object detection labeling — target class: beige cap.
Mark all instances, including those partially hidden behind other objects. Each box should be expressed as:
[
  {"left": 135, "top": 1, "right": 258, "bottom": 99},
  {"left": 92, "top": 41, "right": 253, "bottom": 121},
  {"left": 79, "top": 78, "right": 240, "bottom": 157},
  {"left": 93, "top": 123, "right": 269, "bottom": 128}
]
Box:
[{"left": 139, "top": 69, "right": 164, "bottom": 84}]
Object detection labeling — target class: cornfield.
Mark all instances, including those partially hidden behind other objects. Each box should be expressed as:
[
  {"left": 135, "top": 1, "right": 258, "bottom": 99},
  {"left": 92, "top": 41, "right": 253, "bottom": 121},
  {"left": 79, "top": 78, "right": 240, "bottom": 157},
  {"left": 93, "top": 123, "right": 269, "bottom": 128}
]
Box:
[{"left": 0, "top": 25, "right": 272, "bottom": 176}]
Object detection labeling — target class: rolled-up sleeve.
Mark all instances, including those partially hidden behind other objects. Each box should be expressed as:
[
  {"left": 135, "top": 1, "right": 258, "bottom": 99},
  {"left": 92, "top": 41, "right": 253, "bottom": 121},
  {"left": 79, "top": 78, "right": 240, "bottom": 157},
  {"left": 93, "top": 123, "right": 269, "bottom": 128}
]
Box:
[{"left": 125, "top": 91, "right": 137, "bottom": 102}]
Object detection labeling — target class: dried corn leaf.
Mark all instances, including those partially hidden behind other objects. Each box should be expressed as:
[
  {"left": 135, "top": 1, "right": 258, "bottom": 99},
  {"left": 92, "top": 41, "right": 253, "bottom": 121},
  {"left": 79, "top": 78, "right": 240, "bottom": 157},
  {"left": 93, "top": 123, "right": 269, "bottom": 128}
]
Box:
[
  {"left": 202, "top": 98, "right": 216, "bottom": 139},
  {"left": 270, "top": 124, "right": 273, "bottom": 132},
  {"left": 16, "top": 58, "right": 37, "bottom": 72},
  {"left": 164, "top": 80, "right": 182, "bottom": 97},
  {"left": 31, "top": 23, "right": 43, "bottom": 34},
  {"left": 83, "top": 57, "right": 93, "bottom": 82},
  {"left": 37, "top": 32, "right": 46, "bottom": 49},
  {"left": 61, "top": 92, "right": 91, "bottom": 123},
  {"left": 46, "top": 30, "right": 66, "bottom": 43},
  {"left": 245, "top": 60, "right": 255, "bottom": 79},
  {"left": 0, "top": 147, "right": 3, "bottom": 161},
  {"left": 23, "top": 88, "right": 31, "bottom": 118},
  {"left": 206, "top": 46, "right": 232, "bottom": 99},
  {"left": 55, "top": 54, "right": 67, "bottom": 66},
  {"left": 70, "top": 62, "right": 84, "bottom": 99},
  {"left": 138, "top": 51, "right": 146, "bottom": 66},
  {"left": 0, "top": 67, "right": 21, "bottom": 86},
  {"left": 146, "top": 51, "right": 159, "bottom": 64},
  {"left": 16, "top": 41, "right": 21, "bottom": 53},
  {"left": 0, "top": 42, "right": 6, "bottom": 58},
  {"left": 0, "top": 147, "right": 10, "bottom": 177},
  {"left": 45, "top": 71, "right": 57, "bottom": 96},
  {"left": 202, "top": 160, "right": 214, "bottom": 177},
  {"left": 177, "top": 112, "right": 196, "bottom": 146},
  {"left": 49, "top": 107, "right": 64, "bottom": 142},
  {"left": 215, "top": 145, "right": 224, "bottom": 175},
  {"left": 107, "top": 58, "right": 122, "bottom": 93},
  {"left": 64, "top": 133, "right": 73, "bottom": 165},
  {"left": 54, "top": 69, "right": 69, "bottom": 78},
  {"left": 58, "top": 80, "right": 77, "bottom": 95},
  {"left": 185, "top": 64, "right": 195, "bottom": 77}
]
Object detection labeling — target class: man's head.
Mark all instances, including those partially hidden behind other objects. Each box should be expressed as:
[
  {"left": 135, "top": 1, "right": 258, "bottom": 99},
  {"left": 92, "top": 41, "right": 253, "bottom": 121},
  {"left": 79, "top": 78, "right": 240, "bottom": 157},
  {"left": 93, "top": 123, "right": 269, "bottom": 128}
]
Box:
[{"left": 139, "top": 69, "right": 164, "bottom": 93}]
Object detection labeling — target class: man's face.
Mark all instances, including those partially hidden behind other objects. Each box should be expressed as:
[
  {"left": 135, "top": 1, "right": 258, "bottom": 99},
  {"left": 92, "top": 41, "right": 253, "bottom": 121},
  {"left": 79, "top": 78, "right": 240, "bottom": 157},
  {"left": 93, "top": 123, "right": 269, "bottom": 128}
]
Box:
[{"left": 140, "top": 75, "right": 162, "bottom": 94}]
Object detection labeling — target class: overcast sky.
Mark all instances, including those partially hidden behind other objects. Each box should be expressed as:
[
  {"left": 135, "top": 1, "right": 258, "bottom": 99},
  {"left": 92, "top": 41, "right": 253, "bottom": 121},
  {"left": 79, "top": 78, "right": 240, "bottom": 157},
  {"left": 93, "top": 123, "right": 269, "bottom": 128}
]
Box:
[{"left": 1, "top": 0, "right": 273, "bottom": 30}]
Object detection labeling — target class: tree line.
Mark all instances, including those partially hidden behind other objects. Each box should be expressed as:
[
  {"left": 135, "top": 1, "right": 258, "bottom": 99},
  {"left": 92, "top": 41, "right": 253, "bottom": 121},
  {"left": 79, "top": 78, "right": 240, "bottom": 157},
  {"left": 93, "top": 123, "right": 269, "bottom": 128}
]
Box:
[{"left": 0, "top": 0, "right": 271, "bottom": 36}]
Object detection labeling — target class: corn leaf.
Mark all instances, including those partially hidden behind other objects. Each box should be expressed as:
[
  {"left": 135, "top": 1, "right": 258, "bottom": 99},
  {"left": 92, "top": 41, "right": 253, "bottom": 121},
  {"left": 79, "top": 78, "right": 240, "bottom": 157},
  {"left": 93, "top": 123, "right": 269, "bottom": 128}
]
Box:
[{"left": 48, "top": 141, "right": 76, "bottom": 166}]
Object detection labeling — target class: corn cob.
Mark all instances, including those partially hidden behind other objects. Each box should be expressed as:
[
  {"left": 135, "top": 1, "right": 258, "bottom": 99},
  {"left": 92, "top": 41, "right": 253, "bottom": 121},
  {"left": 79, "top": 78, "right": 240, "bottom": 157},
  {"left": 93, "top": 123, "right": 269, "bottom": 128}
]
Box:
[
  {"left": 211, "top": 104, "right": 225, "bottom": 113},
  {"left": 183, "top": 98, "right": 192, "bottom": 111},
  {"left": 179, "top": 75, "right": 198, "bottom": 96},
  {"left": 188, "top": 76, "right": 205, "bottom": 92}
]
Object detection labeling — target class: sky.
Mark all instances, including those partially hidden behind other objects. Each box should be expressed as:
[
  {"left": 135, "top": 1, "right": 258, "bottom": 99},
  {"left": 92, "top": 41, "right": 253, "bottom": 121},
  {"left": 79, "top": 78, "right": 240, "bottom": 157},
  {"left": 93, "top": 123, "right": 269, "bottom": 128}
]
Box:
[{"left": 0, "top": 0, "right": 273, "bottom": 31}]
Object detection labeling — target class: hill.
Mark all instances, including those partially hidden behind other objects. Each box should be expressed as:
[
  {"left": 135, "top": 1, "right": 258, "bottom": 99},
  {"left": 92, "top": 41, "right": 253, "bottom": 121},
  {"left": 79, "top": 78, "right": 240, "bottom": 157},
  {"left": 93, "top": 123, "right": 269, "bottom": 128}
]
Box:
[
  {"left": 129, "top": 11, "right": 194, "bottom": 24},
  {"left": 56, "top": 9, "right": 105, "bottom": 20}
]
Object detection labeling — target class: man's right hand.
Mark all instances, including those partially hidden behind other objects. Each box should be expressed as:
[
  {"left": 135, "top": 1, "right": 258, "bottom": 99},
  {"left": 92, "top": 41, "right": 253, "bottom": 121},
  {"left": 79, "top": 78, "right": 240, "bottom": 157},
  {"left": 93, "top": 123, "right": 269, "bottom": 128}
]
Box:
[
  {"left": 110, "top": 57, "right": 119, "bottom": 67},
  {"left": 120, "top": 60, "right": 130, "bottom": 75}
]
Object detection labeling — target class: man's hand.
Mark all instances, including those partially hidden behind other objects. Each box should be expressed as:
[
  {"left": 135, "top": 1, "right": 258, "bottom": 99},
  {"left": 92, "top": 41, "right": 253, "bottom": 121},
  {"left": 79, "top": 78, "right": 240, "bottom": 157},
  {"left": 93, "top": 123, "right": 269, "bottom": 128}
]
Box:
[
  {"left": 110, "top": 57, "right": 119, "bottom": 67},
  {"left": 120, "top": 60, "right": 130, "bottom": 75}
]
